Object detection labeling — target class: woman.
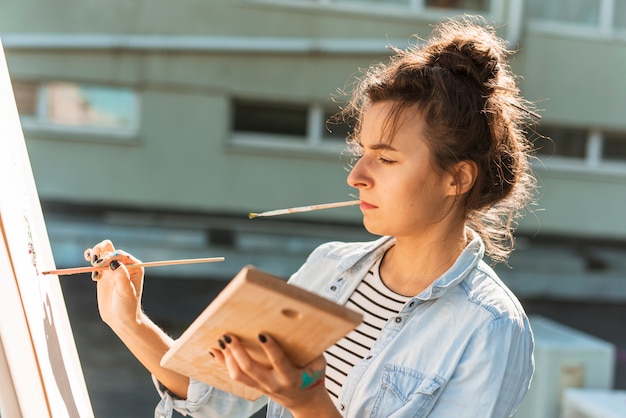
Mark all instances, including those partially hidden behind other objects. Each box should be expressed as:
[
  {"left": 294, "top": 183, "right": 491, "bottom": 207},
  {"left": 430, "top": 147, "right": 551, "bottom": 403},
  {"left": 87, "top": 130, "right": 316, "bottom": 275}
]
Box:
[{"left": 87, "top": 16, "right": 537, "bottom": 417}]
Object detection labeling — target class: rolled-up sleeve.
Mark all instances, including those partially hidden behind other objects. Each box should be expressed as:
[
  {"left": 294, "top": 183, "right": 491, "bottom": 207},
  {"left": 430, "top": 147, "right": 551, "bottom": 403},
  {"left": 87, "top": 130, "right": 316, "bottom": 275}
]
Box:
[{"left": 152, "top": 376, "right": 267, "bottom": 418}]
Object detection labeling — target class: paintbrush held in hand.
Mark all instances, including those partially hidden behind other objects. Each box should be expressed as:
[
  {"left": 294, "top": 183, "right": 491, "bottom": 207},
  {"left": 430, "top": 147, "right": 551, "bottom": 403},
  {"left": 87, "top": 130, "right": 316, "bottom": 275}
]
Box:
[{"left": 42, "top": 257, "right": 225, "bottom": 276}]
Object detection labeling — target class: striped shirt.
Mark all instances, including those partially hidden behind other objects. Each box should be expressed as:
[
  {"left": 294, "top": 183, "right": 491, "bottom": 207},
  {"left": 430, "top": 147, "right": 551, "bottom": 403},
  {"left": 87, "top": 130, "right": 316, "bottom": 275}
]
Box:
[{"left": 324, "top": 256, "right": 410, "bottom": 404}]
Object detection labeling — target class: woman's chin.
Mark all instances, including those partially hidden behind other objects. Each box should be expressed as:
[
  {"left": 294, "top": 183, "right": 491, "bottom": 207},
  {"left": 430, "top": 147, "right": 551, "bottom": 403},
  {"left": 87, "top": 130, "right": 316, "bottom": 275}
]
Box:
[{"left": 362, "top": 220, "right": 387, "bottom": 237}]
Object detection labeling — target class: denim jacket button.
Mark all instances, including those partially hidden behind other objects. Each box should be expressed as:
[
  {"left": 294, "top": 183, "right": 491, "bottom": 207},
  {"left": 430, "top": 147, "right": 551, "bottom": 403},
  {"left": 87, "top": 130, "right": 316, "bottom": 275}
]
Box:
[
  {"left": 339, "top": 403, "right": 346, "bottom": 411},
  {"left": 395, "top": 316, "right": 402, "bottom": 323},
  {"left": 330, "top": 285, "right": 337, "bottom": 291}
]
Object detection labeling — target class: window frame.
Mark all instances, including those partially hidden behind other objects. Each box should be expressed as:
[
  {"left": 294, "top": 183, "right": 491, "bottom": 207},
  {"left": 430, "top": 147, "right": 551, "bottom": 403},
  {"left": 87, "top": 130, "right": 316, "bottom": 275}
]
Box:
[
  {"left": 15, "top": 80, "right": 141, "bottom": 144},
  {"left": 534, "top": 125, "right": 626, "bottom": 176},
  {"left": 229, "top": 98, "right": 349, "bottom": 156},
  {"left": 527, "top": 0, "right": 626, "bottom": 40},
  {"left": 602, "top": 130, "right": 626, "bottom": 162},
  {"left": 239, "top": 0, "right": 500, "bottom": 23}
]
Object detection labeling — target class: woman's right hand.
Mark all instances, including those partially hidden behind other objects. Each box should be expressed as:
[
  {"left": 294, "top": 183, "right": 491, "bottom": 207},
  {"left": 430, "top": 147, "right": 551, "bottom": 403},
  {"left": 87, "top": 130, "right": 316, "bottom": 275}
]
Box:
[
  {"left": 84, "top": 240, "right": 145, "bottom": 332},
  {"left": 85, "top": 240, "right": 191, "bottom": 398}
]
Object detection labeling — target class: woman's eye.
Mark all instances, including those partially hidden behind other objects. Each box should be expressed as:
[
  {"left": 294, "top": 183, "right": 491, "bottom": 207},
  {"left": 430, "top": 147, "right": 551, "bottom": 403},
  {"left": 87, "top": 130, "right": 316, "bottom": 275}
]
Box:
[{"left": 379, "top": 157, "right": 396, "bottom": 164}]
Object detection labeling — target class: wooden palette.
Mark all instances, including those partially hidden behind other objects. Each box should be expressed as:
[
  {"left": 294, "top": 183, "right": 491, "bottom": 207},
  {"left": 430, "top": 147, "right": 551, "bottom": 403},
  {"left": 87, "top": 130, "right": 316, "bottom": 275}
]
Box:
[{"left": 160, "top": 265, "right": 363, "bottom": 400}]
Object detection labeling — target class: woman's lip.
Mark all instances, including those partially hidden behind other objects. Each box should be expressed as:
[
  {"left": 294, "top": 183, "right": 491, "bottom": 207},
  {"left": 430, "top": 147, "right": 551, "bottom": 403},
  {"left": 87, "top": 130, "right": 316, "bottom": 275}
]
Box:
[{"left": 360, "top": 200, "right": 378, "bottom": 209}]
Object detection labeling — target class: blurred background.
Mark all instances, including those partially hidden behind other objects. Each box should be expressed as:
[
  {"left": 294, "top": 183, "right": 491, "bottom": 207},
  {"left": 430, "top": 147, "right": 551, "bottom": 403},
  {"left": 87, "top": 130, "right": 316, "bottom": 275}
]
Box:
[{"left": 1, "top": 0, "right": 625, "bottom": 417}]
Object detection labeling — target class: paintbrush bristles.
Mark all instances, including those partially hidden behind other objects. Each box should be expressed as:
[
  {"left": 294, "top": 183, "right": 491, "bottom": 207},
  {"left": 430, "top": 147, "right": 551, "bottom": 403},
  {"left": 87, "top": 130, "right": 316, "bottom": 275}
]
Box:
[{"left": 249, "top": 200, "right": 360, "bottom": 219}]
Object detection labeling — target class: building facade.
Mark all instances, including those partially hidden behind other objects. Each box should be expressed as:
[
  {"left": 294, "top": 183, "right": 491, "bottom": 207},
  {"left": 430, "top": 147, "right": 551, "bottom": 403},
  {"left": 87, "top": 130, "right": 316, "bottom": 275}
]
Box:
[{"left": 1, "top": 0, "right": 625, "bottom": 297}]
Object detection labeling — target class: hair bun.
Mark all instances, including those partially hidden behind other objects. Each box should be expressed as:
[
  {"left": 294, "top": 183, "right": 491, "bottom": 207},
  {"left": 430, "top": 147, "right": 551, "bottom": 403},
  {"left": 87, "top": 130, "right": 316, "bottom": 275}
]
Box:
[
  {"left": 423, "top": 18, "right": 507, "bottom": 90},
  {"left": 432, "top": 42, "right": 500, "bottom": 86}
]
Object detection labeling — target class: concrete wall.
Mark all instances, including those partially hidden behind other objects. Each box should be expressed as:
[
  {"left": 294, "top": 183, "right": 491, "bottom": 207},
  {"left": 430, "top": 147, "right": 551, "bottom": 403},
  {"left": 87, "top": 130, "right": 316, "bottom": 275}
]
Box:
[{"left": 1, "top": 0, "right": 625, "bottom": 238}]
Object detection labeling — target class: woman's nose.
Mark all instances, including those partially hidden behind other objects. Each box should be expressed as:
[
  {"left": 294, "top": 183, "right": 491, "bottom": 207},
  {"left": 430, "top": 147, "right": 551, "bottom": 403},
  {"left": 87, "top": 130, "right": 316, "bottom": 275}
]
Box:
[{"left": 347, "top": 156, "right": 371, "bottom": 189}]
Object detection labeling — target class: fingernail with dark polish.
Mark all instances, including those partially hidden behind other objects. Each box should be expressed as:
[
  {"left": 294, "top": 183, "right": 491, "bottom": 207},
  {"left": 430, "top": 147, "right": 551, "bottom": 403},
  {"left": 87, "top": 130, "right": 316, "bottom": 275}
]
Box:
[
  {"left": 93, "top": 255, "right": 98, "bottom": 263},
  {"left": 223, "top": 335, "right": 232, "bottom": 344},
  {"left": 91, "top": 271, "right": 99, "bottom": 281},
  {"left": 258, "top": 334, "right": 267, "bottom": 343},
  {"left": 110, "top": 260, "right": 120, "bottom": 270},
  {"left": 218, "top": 339, "right": 225, "bottom": 350}
]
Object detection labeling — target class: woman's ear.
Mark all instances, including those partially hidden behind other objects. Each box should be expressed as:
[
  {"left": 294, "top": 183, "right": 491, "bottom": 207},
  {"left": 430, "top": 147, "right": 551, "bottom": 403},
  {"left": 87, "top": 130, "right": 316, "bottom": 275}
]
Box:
[{"left": 447, "top": 160, "right": 478, "bottom": 196}]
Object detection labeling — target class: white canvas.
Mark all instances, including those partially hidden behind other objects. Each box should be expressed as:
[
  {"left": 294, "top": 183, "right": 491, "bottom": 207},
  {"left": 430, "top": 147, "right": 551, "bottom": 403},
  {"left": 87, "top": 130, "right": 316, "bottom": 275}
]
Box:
[{"left": 0, "top": 39, "right": 93, "bottom": 418}]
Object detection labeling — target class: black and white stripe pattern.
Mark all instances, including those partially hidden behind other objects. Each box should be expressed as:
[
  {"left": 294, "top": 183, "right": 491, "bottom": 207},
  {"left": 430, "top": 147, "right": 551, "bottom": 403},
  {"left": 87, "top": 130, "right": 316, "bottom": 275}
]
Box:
[{"left": 324, "top": 257, "right": 410, "bottom": 404}]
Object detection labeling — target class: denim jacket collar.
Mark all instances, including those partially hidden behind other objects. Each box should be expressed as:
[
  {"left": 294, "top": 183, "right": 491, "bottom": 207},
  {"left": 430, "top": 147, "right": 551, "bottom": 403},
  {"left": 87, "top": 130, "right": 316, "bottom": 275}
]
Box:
[{"left": 335, "top": 229, "right": 484, "bottom": 302}]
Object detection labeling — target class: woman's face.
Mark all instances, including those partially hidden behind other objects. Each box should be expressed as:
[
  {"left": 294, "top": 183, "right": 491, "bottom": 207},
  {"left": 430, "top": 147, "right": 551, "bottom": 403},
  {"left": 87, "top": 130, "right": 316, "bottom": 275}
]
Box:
[{"left": 347, "top": 101, "right": 459, "bottom": 239}]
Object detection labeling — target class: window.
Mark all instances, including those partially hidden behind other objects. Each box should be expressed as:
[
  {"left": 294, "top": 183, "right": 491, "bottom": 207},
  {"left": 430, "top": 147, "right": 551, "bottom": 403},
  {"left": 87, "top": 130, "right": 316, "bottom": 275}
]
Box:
[
  {"left": 333, "top": 0, "right": 409, "bottom": 5},
  {"left": 233, "top": 100, "right": 308, "bottom": 137},
  {"left": 322, "top": 0, "right": 488, "bottom": 10},
  {"left": 533, "top": 124, "right": 626, "bottom": 172},
  {"left": 616, "top": 0, "right": 626, "bottom": 29},
  {"left": 534, "top": 126, "right": 587, "bottom": 159},
  {"left": 323, "top": 109, "right": 352, "bottom": 141},
  {"left": 245, "top": 0, "right": 492, "bottom": 18},
  {"left": 13, "top": 82, "right": 38, "bottom": 116},
  {"left": 527, "top": 0, "right": 626, "bottom": 36},
  {"left": 12, "top": 81, "right": 140, "bottom": 141},
  {"left": 528, "top": 0, "right": 600, "bottom": 26},
  {"left": 602, "top": 131, "right": 626, "bottom": 162},
  {"left": 424, "top": 0, "right": 488, "bottom": 12},
  {"left": 230, "top": 99, "right": 350, "bottom": 153}
]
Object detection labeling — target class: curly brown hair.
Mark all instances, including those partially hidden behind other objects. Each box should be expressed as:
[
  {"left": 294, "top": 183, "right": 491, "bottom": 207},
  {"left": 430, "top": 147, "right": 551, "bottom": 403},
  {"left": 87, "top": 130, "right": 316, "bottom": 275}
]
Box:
[{"left": 340, "top": 16, "right": 538, "bottom": 262}]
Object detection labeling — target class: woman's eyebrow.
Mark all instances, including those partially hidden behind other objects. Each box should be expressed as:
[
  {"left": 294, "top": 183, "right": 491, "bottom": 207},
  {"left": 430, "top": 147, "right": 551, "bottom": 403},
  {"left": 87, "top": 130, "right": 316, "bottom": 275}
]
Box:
[
  {"left": 355, "top": 140, "right": 398, "bottom": 151},
  {"left": 368, "top": 142, "right": 398, "bottom": 151}
]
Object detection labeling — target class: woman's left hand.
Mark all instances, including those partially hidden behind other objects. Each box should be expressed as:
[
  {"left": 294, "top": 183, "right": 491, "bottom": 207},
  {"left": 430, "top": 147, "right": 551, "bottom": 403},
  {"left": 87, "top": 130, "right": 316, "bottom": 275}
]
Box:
[{"left": 212, "top": 333, "right": 340, "bottom": 417}]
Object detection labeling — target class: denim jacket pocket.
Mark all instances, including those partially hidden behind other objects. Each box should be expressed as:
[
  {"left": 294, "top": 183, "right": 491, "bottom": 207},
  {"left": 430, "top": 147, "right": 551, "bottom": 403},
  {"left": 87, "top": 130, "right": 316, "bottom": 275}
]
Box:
[{"left": 371, "top": 364, "right": 445, "bottom": 418}]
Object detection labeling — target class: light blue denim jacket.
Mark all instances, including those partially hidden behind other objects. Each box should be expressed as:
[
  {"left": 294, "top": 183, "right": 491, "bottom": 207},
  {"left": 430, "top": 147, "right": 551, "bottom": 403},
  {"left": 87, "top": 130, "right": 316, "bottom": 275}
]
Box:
[{"left": 154, "top": 231, "right": 534, "bottom": 418}]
